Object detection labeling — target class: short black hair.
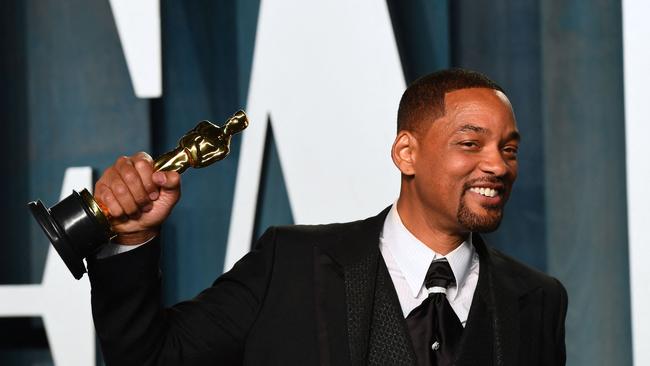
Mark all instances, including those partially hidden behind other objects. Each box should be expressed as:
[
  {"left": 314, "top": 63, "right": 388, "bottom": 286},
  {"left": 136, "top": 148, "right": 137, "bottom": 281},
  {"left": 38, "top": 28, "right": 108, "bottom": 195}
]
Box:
[{"left": 397, "top": 68, "right": 505, "bottom": 132}]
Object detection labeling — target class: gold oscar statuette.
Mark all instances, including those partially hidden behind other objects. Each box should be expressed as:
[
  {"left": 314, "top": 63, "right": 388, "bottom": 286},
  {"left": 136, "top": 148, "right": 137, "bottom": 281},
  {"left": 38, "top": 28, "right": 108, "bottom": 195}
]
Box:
[{"left": 28, "top": 110, "right": 249, "bottom": 279}]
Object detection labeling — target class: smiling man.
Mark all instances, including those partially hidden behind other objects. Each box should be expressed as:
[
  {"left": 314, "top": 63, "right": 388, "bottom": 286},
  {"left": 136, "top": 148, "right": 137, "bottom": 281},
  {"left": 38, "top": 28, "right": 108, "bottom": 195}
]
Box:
[
  {"left": 88, "top": 68, "right": 567, "bottom": 366},
  {"left": 393, "top": 75, "right": 520, "bottom": 252}
]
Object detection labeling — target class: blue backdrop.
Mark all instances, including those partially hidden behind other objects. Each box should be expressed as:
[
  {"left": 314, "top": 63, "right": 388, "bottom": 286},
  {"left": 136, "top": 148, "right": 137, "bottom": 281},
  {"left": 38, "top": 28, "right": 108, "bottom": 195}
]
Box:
[{"left": 1, "top": 1, "right": 631, "bottom": 365}]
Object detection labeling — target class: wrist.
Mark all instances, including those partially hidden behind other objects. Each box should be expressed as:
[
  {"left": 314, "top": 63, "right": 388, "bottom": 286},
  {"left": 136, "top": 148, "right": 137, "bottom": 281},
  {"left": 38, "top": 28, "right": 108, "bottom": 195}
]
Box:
[{"left": 113, "top": 229, "right": 159, "bottom": 245}]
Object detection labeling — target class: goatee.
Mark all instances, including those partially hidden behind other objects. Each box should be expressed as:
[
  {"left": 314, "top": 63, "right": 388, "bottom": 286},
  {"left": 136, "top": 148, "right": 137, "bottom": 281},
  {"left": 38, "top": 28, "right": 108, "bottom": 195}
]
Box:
[{"left": 457, "top": 192, "right": 504, "bottom": 233}]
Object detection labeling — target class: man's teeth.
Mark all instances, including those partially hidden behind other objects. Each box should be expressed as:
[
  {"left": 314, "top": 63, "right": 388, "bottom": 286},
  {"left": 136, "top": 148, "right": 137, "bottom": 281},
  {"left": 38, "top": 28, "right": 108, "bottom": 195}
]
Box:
[{"left": 470, "top": 187, "right": 498, "bottom": 197}]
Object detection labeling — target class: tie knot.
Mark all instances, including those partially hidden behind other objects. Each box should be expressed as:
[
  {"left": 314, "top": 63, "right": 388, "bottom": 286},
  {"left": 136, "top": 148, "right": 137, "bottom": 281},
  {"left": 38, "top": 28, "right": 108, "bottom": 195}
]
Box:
[{"left": 424, "top": 259, "right": 456, "bottom": 290}]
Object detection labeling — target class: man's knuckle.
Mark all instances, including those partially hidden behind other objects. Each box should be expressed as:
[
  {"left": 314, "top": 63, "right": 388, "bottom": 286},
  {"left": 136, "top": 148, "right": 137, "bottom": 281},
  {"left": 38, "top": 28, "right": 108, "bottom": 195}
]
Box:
[
  {"left": 102, "top": 193, "right": 113, "bottom": 204},
  {"left": 115, "top": 156, "right": 129, "bottom": 165},
  {"left": 144, "top": 181, "right": 156, "bottom": 191},
  {"left": 112, "top": 182, "right": 128, "bottom": 196},
  {"left": 109, "top": 205, "right": 123, "bottom": 217},
  {"left": 134, "top": 160, "right": 151, "bottom": 171},
  {"left": 122, "top": 171, "right": 139, "bottom": 184}
]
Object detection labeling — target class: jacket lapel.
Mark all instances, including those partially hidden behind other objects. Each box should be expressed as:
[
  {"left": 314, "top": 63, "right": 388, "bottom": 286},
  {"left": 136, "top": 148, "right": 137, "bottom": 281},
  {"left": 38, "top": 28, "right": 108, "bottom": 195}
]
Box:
[
  {"left": 313, "top": 245, "right": 351, "bottom": 366},
  {"left": 474, "top": 234, "right": 550, "bottom": 366},
  {"left": 313, "top": 207, "right": 414, "bottom": 366},
  {"left": 470, "top": 234, "right": 519, "bottom": 366}
]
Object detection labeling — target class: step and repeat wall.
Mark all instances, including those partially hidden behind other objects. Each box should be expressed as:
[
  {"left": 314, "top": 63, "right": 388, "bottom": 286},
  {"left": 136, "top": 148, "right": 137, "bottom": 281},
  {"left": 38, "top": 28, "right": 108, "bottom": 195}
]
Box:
[{"left": 1, "top": 0, "right": 647, "bottom": 365}]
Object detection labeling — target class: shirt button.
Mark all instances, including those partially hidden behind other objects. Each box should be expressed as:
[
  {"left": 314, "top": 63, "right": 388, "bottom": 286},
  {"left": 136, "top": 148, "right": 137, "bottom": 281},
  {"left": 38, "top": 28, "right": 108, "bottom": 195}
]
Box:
[{"left": 431, "top": 341, "right": 440, "bottom": 351}]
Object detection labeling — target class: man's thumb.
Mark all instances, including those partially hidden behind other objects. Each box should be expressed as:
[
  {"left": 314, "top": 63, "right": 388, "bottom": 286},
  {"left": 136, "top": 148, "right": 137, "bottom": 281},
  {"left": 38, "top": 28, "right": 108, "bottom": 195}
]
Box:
[{"left": 153, "top": 171, "right": 181, "bottom": 190}]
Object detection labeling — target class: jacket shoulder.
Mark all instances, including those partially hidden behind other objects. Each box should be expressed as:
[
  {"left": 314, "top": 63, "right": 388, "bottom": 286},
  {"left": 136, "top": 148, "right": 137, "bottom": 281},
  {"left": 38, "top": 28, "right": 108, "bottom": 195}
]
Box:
[
  {"left": 259, "top": 208, "right": 388, "bottom": 250},
  {"left": 270, "top": 218, "right": 366, "bottom": 242},
  {"left": 255, "top": 208, "right": 389, "bottom": 265},
  {"left": 487, "top": 246, "right": 567, "bottom": 297}
]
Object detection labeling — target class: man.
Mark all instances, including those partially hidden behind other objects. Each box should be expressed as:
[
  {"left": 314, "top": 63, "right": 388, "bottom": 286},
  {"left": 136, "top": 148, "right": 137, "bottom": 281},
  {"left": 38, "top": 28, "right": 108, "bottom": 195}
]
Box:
[{"left": 89, "top": 69, "right": 567, "bottom": 365}]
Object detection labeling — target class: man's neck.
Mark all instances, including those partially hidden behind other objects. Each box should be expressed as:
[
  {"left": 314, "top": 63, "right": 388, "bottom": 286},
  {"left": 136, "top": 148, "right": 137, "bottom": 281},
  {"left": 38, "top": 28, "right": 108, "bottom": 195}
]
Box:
[{"left": 395, "top": 198, "right": 469, "bottom": 255}]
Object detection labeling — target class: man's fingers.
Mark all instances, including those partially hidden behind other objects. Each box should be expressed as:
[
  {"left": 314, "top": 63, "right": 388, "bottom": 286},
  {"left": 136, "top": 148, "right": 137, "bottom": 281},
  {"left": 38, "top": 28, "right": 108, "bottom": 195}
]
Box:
[
  {"left": 133, "top": 151, "right": 154, "bottom": 163},
  {"left": 93, "top": 152, "right": 180, "bottom": 235},
  {"left": 96, "top": 184, "right": 126, "bottom": 220},
  {"left": 115, "top": 156, "right": 151, "bottom": 213},
  {"left": 95, "top": 168, "right": 126, "bottom": 219},
  {"left": 110, "top": 176, "right": 141, "bottom": 218},
  {"left": 132, "top": 152, "right": 158, "bottom": 203}
]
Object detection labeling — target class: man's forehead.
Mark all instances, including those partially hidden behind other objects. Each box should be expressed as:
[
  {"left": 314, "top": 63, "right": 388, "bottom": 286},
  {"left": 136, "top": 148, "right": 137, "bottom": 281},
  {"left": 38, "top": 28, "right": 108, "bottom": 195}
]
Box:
[
  {"left": 443, "top": 87, "right": 511, "bottom": 109},
  {"left": 425, "top": 90, "right": 518, "bottom": 136}
]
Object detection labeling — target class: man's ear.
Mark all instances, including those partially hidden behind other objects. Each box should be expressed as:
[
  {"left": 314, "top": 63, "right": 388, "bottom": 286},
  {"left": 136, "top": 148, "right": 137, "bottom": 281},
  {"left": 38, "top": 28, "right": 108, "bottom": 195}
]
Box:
[{"left": 391, "top": 130, "right": 417, "bottom": 176}]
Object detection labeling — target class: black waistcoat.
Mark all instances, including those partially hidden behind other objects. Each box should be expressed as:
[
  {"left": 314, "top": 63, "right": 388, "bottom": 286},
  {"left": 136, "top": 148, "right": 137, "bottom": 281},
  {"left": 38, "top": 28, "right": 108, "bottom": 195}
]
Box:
[{"left": 362, "top": 251, "right": 494, "bottom": 366}]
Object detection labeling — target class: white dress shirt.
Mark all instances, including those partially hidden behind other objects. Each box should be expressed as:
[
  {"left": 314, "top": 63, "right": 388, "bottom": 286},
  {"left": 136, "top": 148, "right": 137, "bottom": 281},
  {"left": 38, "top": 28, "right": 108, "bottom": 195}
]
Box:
[{"left": 379, "top": 204, "right": 480, "bottom": 327}]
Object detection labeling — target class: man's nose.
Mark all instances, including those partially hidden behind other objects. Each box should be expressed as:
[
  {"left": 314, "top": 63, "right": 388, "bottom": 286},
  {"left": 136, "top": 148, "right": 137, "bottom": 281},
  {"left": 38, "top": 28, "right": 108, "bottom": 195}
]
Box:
[{"left": 478, "top": 149, "right": 510, "bottom": 177}]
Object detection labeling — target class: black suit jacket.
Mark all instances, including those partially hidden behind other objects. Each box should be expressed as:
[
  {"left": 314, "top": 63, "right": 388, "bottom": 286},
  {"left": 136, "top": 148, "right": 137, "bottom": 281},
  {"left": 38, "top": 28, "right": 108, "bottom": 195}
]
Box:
[{"left": 88, "top": 207, "right": 567, "bottom": 365}]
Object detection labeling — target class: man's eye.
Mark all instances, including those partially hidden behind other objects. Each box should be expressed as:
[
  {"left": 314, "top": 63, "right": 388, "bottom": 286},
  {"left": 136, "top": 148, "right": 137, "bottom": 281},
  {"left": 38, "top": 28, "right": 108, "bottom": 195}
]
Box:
[
  {"left": 460, "top": 141, "right": 479, "bottom": 148},
  {"left": 503, "top": 146, "right": 519, "bottom": 156}
]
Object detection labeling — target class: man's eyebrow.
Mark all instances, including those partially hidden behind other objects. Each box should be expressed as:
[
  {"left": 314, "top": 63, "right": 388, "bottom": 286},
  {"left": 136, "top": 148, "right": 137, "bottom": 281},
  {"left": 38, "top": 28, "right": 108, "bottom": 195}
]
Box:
[
  {"left": 507, "top": 131, "right": 521, "bottom": 142},
  {"left": 456, "top": 124, "right": 521, "bottom": 142},
  {"left": 457, "top": 124, "right": 488, "bottom": 134}
]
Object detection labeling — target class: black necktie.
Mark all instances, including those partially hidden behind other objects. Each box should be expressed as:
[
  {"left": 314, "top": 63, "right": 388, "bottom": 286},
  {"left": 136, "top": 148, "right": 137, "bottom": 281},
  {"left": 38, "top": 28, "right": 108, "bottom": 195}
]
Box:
[{"left": 406, "top": 259, "right": 463, "bottom": 366}]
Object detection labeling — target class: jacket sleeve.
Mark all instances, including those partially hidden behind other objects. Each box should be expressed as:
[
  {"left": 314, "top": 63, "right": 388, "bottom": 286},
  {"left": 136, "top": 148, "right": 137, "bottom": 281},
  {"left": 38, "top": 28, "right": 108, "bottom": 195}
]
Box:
[
  {"left": 535, "top": 276, "right": 568, "bottom": 366},
  {"left": 553, "top": 278, "right": 568, "bottom": 366},
  {"left": 87, "top": 227, "right": 278, "bottom": 366}
]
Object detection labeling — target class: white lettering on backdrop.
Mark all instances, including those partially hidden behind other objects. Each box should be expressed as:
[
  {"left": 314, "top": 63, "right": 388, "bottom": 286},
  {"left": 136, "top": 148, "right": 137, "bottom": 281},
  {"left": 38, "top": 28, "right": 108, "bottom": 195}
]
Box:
[
  {"left": 108, "top": 0, "right": 161, "bottom": 98},
  {"left": 0, "top": 167, "right": 95, "bottom": 366},
  {"left": 623, "top": 1, "right": 650, "bottom": 364},
  {"left": 224, "top": 0, "right": 406, "bottom": 270}
]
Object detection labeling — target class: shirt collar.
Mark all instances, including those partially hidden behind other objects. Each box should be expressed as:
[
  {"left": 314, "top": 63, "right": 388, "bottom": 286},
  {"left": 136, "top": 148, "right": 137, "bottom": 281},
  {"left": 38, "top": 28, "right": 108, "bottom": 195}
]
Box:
[{"left": 381, "top": 204, "right": 474, "bottom": 299}]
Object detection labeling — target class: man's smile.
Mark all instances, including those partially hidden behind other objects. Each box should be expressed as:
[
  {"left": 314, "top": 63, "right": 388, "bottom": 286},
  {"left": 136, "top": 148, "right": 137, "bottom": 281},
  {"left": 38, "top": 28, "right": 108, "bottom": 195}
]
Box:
[
  {"left": 465, "top": 181, "right": 508, "bottom": 207},
  {"left": 468, "top": 187, "right": 498, "bottom": 198}
]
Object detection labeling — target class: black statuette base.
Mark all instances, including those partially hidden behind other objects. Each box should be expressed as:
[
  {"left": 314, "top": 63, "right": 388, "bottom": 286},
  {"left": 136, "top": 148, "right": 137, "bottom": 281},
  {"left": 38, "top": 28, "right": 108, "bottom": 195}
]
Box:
[{"left": 28, "top": 190, "right": 111, "bottom": 280}]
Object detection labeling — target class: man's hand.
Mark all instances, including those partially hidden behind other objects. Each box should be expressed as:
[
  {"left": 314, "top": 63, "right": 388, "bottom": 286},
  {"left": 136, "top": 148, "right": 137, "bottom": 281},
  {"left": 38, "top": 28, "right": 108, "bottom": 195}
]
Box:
[{"left": 94, "top": 152, "right": 181, "bottom": 245}]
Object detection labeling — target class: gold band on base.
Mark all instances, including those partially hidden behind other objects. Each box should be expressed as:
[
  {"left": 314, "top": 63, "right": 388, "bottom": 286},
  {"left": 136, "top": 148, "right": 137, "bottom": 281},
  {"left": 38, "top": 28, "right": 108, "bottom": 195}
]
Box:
[{"left": 80, "top": 188, "right": 113, "bottom": 238}]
